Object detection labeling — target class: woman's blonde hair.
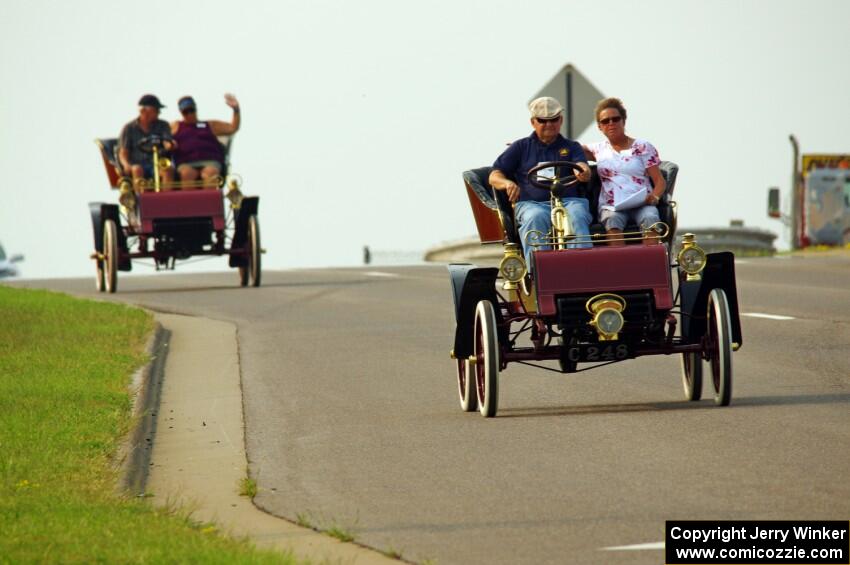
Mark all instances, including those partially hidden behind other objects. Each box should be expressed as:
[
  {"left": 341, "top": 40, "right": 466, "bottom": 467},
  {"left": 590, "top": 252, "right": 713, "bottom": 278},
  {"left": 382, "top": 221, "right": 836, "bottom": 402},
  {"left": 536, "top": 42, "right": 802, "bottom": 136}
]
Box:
[{"left": 594, "top": 97, "right": 627, "bottom": 122}]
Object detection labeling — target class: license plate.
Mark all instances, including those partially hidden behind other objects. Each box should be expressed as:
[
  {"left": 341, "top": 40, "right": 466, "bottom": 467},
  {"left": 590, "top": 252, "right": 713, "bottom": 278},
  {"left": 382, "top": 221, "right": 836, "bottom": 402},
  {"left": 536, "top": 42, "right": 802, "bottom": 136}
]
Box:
[{"left": 565, "top": 343, "right": 633, "bottom": 363}]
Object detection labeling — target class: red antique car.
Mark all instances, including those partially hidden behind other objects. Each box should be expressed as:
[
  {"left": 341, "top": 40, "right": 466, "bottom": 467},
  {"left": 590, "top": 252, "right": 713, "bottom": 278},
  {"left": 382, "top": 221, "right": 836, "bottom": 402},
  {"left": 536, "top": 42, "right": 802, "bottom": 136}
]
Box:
[
  {"left": 449, "top": 161, "right": 742, "bottom": 417},
  {"left": 90, "top": 135, "right": 261, "bottom": 292}
]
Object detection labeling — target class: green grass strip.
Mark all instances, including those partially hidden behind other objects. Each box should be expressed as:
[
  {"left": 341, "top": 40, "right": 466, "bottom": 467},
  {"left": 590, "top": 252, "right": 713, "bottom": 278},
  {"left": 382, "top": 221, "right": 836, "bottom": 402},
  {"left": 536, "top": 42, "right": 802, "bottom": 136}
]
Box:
[{"left": 0, "top": 287, "right": 294, "bottom": 564}]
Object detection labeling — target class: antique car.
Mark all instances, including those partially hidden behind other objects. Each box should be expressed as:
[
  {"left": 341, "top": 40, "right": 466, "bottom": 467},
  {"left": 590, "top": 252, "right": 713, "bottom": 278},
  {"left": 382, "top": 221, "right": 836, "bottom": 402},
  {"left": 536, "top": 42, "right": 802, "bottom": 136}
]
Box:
[
  {"left": 90, "top": 134, "right": 262, "bottom": 292},
  {"left": 449, "top": 161, "right": 742, "bottom": 417}
]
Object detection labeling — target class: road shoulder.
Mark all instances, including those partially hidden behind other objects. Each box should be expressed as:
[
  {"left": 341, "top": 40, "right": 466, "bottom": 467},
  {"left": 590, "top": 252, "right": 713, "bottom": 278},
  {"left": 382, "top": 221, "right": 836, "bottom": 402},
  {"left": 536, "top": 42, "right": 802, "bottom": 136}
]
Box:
[{"left": 145, "top": 312, "right": 398, "bottom": 564}]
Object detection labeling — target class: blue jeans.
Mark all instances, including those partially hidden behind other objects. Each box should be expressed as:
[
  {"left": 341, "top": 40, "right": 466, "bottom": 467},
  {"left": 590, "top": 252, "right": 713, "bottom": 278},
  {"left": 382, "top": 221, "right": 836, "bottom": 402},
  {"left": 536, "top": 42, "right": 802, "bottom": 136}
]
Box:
[
  {"left": 599, "top": 205, "right": 660, "bottom": 231},
  {"left": 515, "top": 197, "right": 592, "bottom": 269}
]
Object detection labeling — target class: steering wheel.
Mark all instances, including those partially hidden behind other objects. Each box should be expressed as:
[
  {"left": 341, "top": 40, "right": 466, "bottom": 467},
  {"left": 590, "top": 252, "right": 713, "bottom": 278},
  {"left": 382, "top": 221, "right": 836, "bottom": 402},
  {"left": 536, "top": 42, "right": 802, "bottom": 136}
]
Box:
[
  {"left": 527, "top": 161, "right": 582, "bottom": 191},
  {"left": 137, "top": 135, "right": 167, "bottom": 154}
]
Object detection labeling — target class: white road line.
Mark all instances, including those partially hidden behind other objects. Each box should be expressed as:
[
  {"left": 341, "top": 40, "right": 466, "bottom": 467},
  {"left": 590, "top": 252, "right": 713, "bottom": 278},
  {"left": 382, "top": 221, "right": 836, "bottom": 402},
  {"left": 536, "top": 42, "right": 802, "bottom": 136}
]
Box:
[
  {"left": 742, "top": 312, "right": 796, "bottom": 321},
  {"left": 363, "top": 271, "right": 400, "bottom": 278},
  {"left": 603, "top": 541, "right": 665, "bottom": 551}
]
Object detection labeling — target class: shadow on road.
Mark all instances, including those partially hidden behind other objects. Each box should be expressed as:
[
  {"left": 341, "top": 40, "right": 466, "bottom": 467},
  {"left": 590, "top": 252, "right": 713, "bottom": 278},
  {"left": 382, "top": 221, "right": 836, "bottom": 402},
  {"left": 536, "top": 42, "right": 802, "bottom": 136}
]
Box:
[
  {"left": 498, "top": 392, "right": 850, "bottom": 419},
  {"left": 120, "top": 278, "right": 381, "bottom": 295}
]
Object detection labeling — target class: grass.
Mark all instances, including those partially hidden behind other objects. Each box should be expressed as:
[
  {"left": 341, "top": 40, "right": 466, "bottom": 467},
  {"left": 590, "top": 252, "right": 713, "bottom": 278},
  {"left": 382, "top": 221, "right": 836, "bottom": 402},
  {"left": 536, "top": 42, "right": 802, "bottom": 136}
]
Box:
[
  {"left": 239, "top": 477, "right": 258, "bottom": 498},
  {"left": 295, "top": 511, "right": 360, "bottom": 546},
  {"left": 382, "top": 546, "right": 404, "bottom": 559},
  {"left": 0, "top": 286, "right": 293, "bottom": 564},
  {"left": 325, "top": 524, "right": 355, "bottom": 544},
  {"left": 295, "top": 512, "right": 314, "bottom": 529}
]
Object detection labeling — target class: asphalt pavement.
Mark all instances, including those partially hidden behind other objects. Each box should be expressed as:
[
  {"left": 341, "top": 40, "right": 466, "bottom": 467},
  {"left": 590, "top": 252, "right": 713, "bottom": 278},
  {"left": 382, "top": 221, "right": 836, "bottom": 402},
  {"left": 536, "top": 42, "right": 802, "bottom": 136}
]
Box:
[{"left": 11, "top": 251, "right": 850, "bottom": 564}]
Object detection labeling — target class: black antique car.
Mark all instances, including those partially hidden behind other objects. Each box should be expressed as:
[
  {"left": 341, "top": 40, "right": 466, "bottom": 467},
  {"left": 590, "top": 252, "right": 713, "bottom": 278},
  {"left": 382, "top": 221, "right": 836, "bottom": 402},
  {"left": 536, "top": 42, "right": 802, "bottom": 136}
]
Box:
[{"left": 448, "top": 161, "right": 742, "bottom": 417}]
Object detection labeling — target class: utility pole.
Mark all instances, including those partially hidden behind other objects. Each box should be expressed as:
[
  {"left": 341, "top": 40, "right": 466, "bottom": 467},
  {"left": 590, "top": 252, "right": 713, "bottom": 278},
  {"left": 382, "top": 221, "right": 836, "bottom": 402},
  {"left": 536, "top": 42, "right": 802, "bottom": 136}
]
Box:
[{"left": 788, "top": 134, "right": 800, "bottom": 249}]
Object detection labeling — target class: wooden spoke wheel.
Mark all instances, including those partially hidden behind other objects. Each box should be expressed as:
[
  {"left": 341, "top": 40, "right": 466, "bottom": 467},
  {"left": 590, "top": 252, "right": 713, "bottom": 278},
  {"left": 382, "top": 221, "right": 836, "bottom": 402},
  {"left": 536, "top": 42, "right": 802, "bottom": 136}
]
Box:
[
  {"left": 681, "top": 351, "right": 703, "bottom": 401},
  {"left": 473, "top": 300, "right": 499, "bottom": 418},
  {"left": 239, "top": 215, "right": 261, "bottom": 287},
  {"left": 456, "top": 358, "right": 477, "bottom": 412},
  {"left": 102, "top": 218, "right": 118, "bottom": 293},
  {"left": 707, "top": 288, "right": 733, "bottom": 406}
]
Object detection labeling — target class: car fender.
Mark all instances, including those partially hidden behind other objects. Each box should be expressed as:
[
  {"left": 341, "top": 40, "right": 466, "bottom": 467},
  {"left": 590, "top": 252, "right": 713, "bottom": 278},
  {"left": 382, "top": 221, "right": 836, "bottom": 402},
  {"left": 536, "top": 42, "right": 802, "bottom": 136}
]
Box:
[
  {"left": 89, "top": 202, "right": 131, "bottom": 271},
  {"left": 680, "top": 251, "right": 742, "bottom": 347},
  {"left": 229, "top": 196, "right": 259, "bottom": 267},
  {"left": 448, "top": 264, "right": 500, "bottom": 359}
]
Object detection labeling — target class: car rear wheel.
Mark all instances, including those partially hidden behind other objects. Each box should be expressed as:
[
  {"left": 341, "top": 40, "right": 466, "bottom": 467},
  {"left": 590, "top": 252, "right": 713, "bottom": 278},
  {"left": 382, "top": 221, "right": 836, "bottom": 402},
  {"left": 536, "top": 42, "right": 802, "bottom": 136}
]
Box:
[
  {"left": 474, "top": 300, "right": 499, "bottom": 418},
  {"left": 103, "top": 218, "right": 118, "bottom": 293},
  {"left": 681, "top": 351, "right": 703, "bottom": 401},
  {"left": 707, "top": 288, "right": 732, "bottom": 406},
  {"left": 456, "top": 358, "right": 477, "bottom": 412}
]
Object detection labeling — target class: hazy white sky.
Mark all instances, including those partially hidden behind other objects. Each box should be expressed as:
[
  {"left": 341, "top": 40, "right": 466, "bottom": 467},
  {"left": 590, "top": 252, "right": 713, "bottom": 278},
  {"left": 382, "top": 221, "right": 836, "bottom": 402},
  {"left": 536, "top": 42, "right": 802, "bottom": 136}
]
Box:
[{"left": 2, "top": 0, "right": 849, "bottom": 279}]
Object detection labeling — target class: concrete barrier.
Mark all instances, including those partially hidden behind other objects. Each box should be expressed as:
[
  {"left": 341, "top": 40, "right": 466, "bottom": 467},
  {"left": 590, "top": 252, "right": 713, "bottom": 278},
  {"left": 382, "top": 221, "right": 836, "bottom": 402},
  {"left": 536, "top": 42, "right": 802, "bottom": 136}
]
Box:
[
  {"left": 424, "top": 226, "right": 778, "bottom": 264},
  {"left": 673, "top": 226, "right": 777, "bottom": 255}
]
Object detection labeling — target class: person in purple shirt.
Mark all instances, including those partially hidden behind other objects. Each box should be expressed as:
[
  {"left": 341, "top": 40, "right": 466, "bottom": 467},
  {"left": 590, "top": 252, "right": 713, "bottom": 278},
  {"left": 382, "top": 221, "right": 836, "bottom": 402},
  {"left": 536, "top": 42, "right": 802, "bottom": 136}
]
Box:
[
  {"left": 170, "top": 93, "right": 241, "bottom": 187},
  {"left": 489, "top": 97, "right": 593, "bottom": 270}
]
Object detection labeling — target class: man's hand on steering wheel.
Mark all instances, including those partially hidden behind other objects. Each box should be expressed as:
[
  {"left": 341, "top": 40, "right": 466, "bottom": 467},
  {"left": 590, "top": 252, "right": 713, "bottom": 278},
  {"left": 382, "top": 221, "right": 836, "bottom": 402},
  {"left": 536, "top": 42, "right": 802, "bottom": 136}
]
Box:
[
  {"left": 137, "top": 135, "right": 175, "bottom": 154},
  {"left": 574, "top": 162, "right": 591, "bottom": 183},
  {"left": 527, "top": 160, "right": 590, "bottom": 190}
]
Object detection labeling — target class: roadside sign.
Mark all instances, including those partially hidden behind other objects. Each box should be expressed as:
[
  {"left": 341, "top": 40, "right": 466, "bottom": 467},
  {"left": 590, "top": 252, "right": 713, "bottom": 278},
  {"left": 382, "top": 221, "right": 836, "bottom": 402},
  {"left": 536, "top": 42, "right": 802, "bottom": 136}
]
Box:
[
  {"left": 801, "top": 154, "right": 850, "bottom": 177},
  {"left": 531, "top": 64, "right": 604, "bottom": 139}
]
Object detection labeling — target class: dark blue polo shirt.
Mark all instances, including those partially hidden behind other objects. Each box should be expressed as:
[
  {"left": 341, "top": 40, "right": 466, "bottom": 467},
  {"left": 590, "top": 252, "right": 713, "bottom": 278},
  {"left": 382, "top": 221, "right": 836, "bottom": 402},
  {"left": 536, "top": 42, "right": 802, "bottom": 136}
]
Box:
[{"left": 492, "top": 132, "right": 587, "bottom": 202}]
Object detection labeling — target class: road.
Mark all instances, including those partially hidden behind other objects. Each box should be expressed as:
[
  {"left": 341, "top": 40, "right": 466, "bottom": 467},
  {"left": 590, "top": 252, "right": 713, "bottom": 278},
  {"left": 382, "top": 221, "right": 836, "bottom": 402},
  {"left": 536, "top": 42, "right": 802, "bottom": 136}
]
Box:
[{"left": 12, "top": 252, "right": 850, "bottom": 564}]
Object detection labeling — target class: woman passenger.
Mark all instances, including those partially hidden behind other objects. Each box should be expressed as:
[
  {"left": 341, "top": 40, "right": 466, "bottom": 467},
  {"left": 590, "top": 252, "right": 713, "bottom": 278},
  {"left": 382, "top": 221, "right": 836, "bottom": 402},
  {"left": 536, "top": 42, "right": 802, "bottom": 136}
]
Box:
[
  {"left": 170, "top": 93, "right": 241, "bottom": 187},
  {"left": 583, "top": 97, "right": 666, "bottom": 245}
]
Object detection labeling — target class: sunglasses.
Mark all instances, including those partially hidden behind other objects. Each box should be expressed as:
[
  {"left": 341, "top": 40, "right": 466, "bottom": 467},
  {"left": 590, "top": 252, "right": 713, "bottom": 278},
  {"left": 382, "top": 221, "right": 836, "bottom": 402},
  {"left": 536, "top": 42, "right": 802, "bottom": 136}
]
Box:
[
  {"left": 599, "top": 116, "right": 623, "bottom": 125},
  {"left": 535, "top": 116, "right": 560, "bottom": 124},
  {"left": 181, "top": 108, "right": 197, "bottom": 114}
]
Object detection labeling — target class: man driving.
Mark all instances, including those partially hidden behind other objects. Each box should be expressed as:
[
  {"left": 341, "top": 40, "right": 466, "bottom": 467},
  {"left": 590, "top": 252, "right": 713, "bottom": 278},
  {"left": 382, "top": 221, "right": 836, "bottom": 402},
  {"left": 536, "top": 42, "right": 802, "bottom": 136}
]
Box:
[
  {"left": 118, "top": 94, "right": 175, "bottom": 190},
  {"left": 489, "top": 96, "right": 593, "bottom": 269}
]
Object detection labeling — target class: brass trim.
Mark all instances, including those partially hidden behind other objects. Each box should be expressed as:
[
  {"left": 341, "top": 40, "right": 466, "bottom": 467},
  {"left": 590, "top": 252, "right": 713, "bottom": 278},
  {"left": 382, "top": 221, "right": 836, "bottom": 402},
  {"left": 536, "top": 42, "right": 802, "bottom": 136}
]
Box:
[
  {"left": 585, "top": 293, "right": 626, "bottom": 315},
  {"left": 152, "top": 145, "right": 163, "bottom": 192},
  {"left": 132, "top": 177, "right": 225, "bottom": 192},
  {"left": 519, "top": 275, "right": 538, "bottom": 314},
  {"left": 525, "top": 222, "right": 671, "bottom": 248},
  {"left": 586, "top": 294, "right": 626, "bottom": 341},
  {"left": 589, "top": 308, "right": 624, "bottom": 341},
  {"left": 499, "top": 243, "right": 527, "bottom": 289},
  {"left": 677, "top": 232, "right": 707, "bottom": 280}
]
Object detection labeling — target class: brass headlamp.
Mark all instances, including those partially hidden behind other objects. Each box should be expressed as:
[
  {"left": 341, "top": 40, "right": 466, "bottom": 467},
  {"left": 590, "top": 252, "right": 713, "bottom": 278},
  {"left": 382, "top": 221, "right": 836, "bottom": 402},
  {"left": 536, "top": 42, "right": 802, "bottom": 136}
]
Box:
[
  {"left": 677, "top": 233, "right": 707, "bottom": 281},
  {"left": 499, "top": 243, "right": 527, "bottom": 290},
  {"left": 586, "top": 293, "right": 626, "bottom": 341},
  {"left": 118, "top": 178, "right": 136, "bottom": 210},
  {"left": 226, "top": 176, "right": 244, "bottom": 209}
]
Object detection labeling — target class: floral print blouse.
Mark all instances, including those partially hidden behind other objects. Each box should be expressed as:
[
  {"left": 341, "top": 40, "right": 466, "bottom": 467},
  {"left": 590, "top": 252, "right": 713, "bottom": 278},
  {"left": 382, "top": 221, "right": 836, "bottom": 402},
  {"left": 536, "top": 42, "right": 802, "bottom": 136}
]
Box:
[{"left": 588, "top": 139, "right": 661, "bottom": 210}]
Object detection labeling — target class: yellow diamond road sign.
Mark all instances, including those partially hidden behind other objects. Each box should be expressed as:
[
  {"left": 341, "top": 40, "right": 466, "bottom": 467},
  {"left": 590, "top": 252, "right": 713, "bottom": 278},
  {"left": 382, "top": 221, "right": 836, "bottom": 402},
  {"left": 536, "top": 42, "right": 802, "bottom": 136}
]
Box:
[{"left": 532, "top": 64, "right": 605, "bottom": 139}]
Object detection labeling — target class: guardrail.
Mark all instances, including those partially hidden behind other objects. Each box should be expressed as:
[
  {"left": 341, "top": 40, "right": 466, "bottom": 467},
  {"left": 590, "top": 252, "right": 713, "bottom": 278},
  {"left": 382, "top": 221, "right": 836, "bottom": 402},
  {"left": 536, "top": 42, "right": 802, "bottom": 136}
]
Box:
[
  {"left": 674, "top": 227, "right": 777, "bottom": 255},
  {"left": 424, "top": 226, "right": 778, "bottom": 264}
]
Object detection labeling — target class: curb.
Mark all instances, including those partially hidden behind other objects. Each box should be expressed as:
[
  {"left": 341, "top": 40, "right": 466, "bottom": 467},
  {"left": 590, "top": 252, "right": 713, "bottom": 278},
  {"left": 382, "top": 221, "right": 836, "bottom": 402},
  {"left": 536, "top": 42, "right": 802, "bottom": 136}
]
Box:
[
  {"left": 119, "top": 322, "right": 171, "bottom": 496},
  {"left": 136, "top": 313, "right": 400, "bottom": 564}
]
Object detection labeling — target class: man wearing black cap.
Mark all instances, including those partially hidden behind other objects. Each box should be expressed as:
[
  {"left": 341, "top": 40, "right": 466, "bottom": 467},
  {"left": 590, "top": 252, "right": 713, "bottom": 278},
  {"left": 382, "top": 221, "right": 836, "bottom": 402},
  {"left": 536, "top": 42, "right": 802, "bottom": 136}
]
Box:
[
  {"left": 169, "top": 93, "right": 240, "bottom": 186},
  {"left": 118, "top": 94, "right": 175, "bottom": 188}
]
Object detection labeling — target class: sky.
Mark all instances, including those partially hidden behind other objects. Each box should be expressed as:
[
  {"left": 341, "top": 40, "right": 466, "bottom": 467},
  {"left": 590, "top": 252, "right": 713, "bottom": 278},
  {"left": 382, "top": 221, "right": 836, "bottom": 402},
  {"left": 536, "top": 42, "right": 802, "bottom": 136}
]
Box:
[{"left": 2, "top": 0, "right": 850, "bottom": 279}]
